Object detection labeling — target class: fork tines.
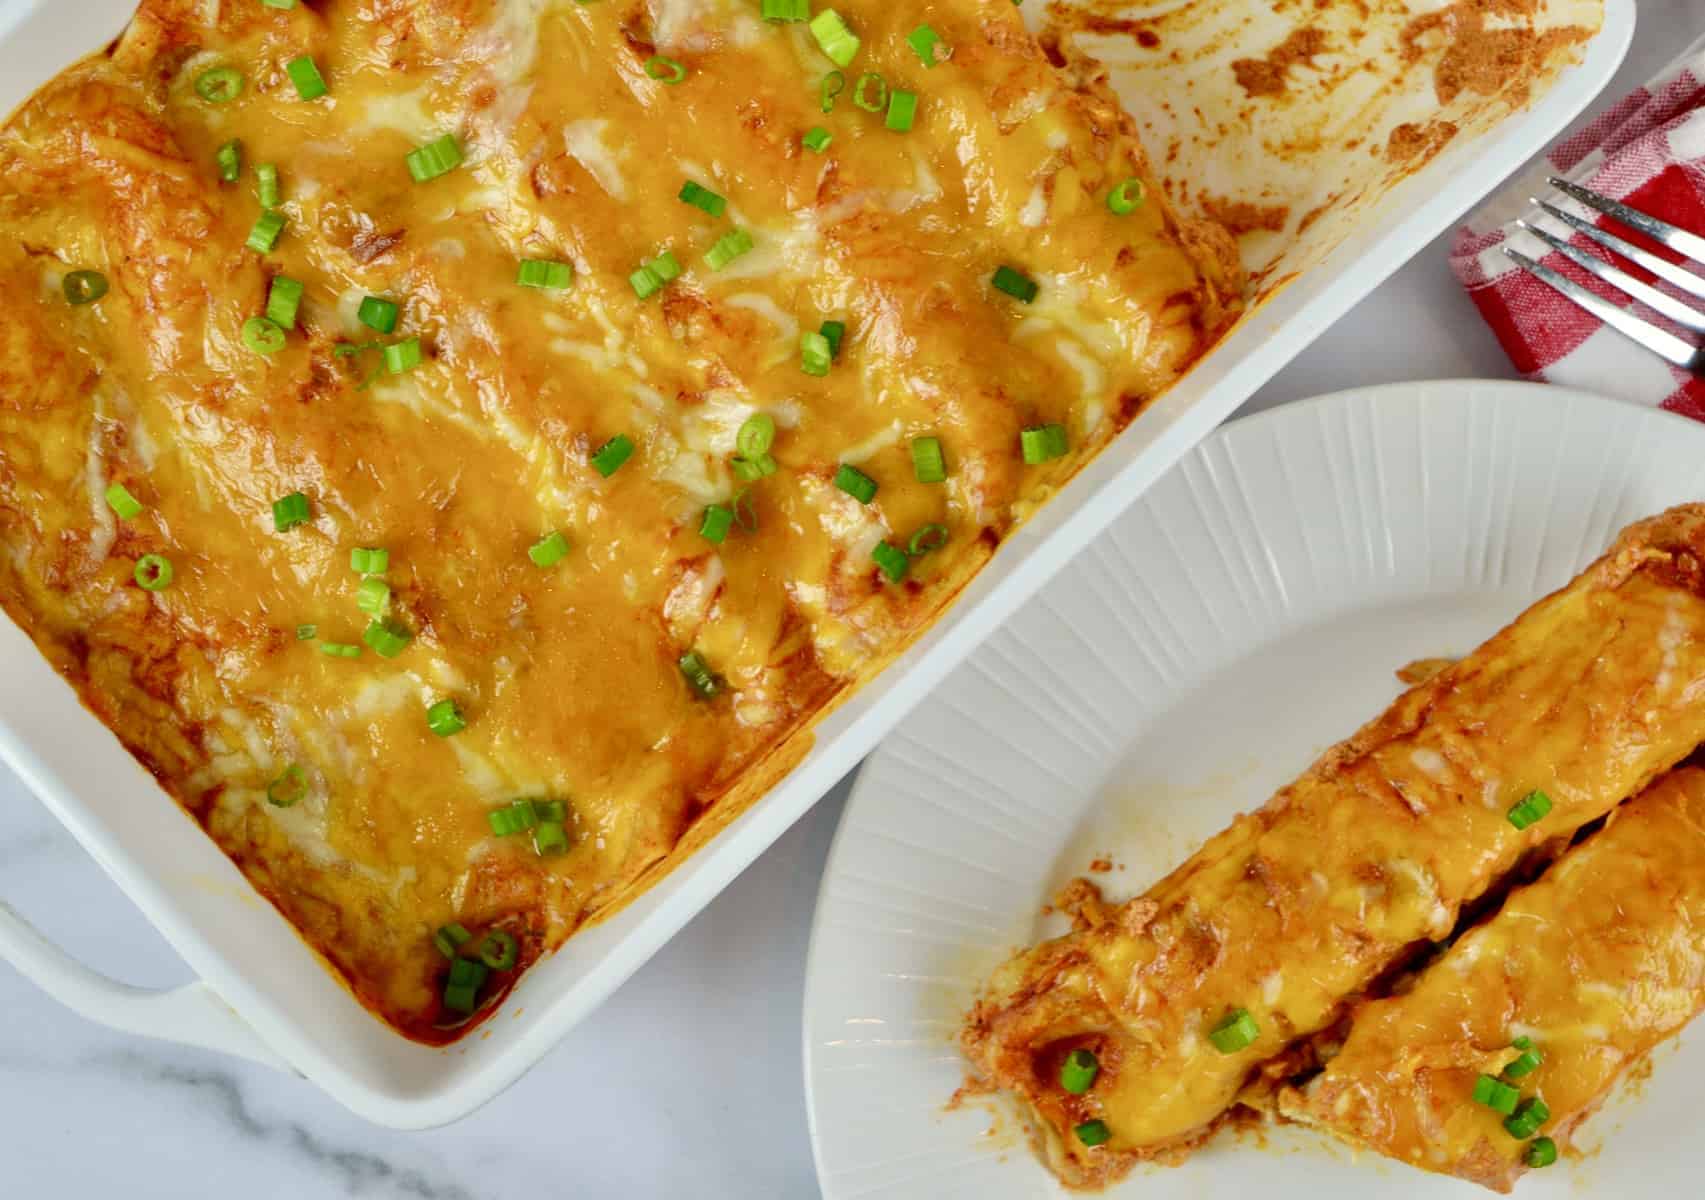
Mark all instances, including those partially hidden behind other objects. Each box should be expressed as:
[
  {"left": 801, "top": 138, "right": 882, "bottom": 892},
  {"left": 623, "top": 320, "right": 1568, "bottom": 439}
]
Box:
[{"left": 1501, "top": 176, "right": 1705, "bottom": 374}]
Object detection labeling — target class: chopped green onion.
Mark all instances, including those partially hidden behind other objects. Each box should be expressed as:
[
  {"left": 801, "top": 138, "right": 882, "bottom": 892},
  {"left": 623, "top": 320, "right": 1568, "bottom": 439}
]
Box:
[
  {"left": 705, "top": 228, "right": 755, "bottom": 271},
  {"left": 733, "top": 488, "right": 757, "bottom": 532},
  {"left": 272, "top": 491, "right": 311, "bottom": 531},
  {"left": 62, "top": 270, "right": 108, "bottom": 305},
  {"left": 631, "top": 251, "right": 680, "bottom": 299},
  {"left": 809, "top": 9, "right": 861, "bottom": 67},
  {"left": 760, "top": 0, "right": 808, "bottom": 20},
  {"left": 819, "top": 320, "right": 846, "bottom": 358},
  {"left": 260, "top": 0, "right": 298, "bottom": 7},
  {"left": 442, "top": 982, "right": 479, "bottom": 1015},
  {"left": 992, "top": 264, "right": 1039, "bottom": 303},
  {"left": 427, "top": 698, "right": 467, "bottom": 737},
  {"left": 731, "top": 453, "right": 778, "bottom": 481},
  {"left": 801, "top": 330, "right": 833, "bottom": 376},
  {"left": 908, "top": 524, "right": 948, "bottom": 556},
  {"left": 679, "top": 650, "right": 721, "bottom": 699},
  {"left": 911, "top": 436, "right": 947, "bottom": 483},
  {"left": 834, "top": 463, "right": 877, "bottom": 504},
  {"left": 255, "top": 163, "right": 280, "bottom": 207},
  {"left": 478, "top": 929, "right": 518, "bottom": 970},
  {"left": 447, "top": 955, "right": 488, "bottom": 993},
  {"left": 242, "top": 315, "right": 287, "bottom": 355},
  {"left": 886, "top": 90, "right": 918, "bottom": 132},
  {"left": 266, "top": 276, "right": 304, "bottom": 330},
  {"left": 529, "top": 530, "right": 571, "bottom": 567},
  {"left": 284, "top": 55, "right": 327, "bottom": 100},
  {"left": 533, "top": 821, "right": 570, "bottom": 855},
  {"left": 1503, "top": 1096, "right": 1550, "bottom": 1139},
  {"left": 246, "top": 210, "right": 287, "bottom": 253},
  {"left": 819, "top": 70, "right": 845, "bottom": 113},
  {"left": 645, "top": 56, "right": 687, "bottom": 84},
  {"left": 678, "top": 180, "right": 728, "bottom": 218},
  {"left": 216, "top": 139, "right": 242, "bottom": 183},
  {"left": 1208, "top": 1008, "right": 1259, "bottom": 1053},
  {"left": 700, "top": 504, "right": 734, "bottom": 544},
  {"left": 802, "top": 126, "right": 833, "bottom": 153},
  {"left": 737, "top": 413, "right": 776, "bottom": 459},
  {"left": 363, "top": 618, "right": 412, "bottom": 658},
  {"left": 517, "top": 259, "right": 574, "bottom": 289},
  {"left": 1504, "top": 1042, "right": 1543, "bottom": 1080},
  {"left": 1472, "top": 1073, "right": 1521, "bottom": 1115},
  {"left": 406, "top": 134, "right": 463, "bottom": 182},
  {"left": 105, "top": 483, "right": 143, "bottom": 520},
  {"left": 295, "top": 623, "right": 317, "bottom": 640},
  {"left": 650, "top": 251, "right": 682, "bottom": 283},
  {"left": 384, "top": 337, "right": 422, "bottom": 375},
  {"left": 592, "top": 434, "right": 635, "bottom": 477},
  {"left": 266, "top": 764, "right": 307, "bottom": 808},
  {"left": 1524, "top": 1137, "right": 1557, "bottom": 1168},
  {"left": 356, "top": 575, "right": 391, "bottom": 615},
  {"left": 534, "top": 798, "right": 566, "bottom": 823},
  {"left": 1107, "top": 177, "right": 1145, "bottom": 216},
  {"left": 319, "top": 641, "right": 361, "bottom": 658},
  {"left": 1073, "top": 1120, "right": 1111, "bottom": 1148},
  {"left": 1020, "top": 423, "right": 1068, "bottom": 464},
  {"left": 487, "top": 799, "right": 541, "bottom": 837},
  {"left": 350, "top": 546, "right": 389, "bottom": 574},
  {"left": 133, "top": 554, "right": 174, "bottom": 591},
  {"left": 1508, "top": 789, "right": 1553, "bottom": 831},
  {"left": 357, "top": 296, "right": 399, "bottom": 334},
  {"left": 195, "top": 66, "right": 244, "bottom": 104},
  {"left": 872, "top": 541, "right": 909, "bottom": 582},
  {"left": 853, "top": 72, "right": 887, "bottom": 113},
  {"left": 1059, "top": 1048, "right": 1099, "bottom": 1094},
  {"left": 433, "top": 922, "right": 472, "bottom": 959},
  {"left": 907, "top": 24, "right": 950, "bottom": 67}
]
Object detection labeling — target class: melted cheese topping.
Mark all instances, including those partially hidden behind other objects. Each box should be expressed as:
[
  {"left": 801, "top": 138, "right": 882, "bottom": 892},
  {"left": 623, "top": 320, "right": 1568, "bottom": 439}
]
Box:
[
  {"left": 960, "top": 506, "right": 1705, "bottom": 1189},
  {"left": 0, "top": 0, "right": 1238, "bottom": 1041}
]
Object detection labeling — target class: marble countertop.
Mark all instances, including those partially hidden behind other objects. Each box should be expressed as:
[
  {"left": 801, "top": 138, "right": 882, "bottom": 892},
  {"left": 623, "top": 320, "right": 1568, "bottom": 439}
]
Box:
[{"left": 1, "top": 5, "right": 1693, "bottom": 1196}]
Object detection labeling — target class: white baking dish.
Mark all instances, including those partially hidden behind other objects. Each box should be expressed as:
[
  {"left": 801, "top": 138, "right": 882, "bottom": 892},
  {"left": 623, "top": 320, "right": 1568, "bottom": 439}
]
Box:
[{"left": 0, "top": 0, "right": 1635, "bottom": 1127}]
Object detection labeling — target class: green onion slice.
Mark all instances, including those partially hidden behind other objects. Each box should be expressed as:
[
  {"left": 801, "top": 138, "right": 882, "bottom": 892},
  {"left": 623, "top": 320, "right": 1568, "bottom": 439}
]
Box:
[
  {"left": 1524, "top": 1137, "right": 1557, "bottom": 1168},
  {"left": 911, "top": 436, "right": 947, "bottom": 483},
  {"left": 1503, "top": 1096, "right": 1550, "bottom": 1139},
  {"left": 433, "top": 922, "right": 472, "bottom": 959},
  {"left": 133, "top": 554, "right": 174, "bottom": 591},
  {"left": 592, "top": 434, "right": 635, "bottom": 477},
  {"left": 679, "top": 180, "right": 728, "bottom": 217},
  {"left": 1503, "top": 1043, "right": 1543, "bottom": 1079},
  {"left": 478, "top": 929, "right": 519, "bottom": 970},
  {"left": 1107, "top": 177, "right": 1146, "bottom": 216},
  {"left": 272, "top": 491, "right": 311, "bottom": 531},
  {"left": 1073, "top": 1119, "right": 1111, "bottom": 1148},
  {"left": 246, "top": 211, "right": 287, "bottom": 254},
  {"left": 1059, "top": 1048, "right": 1099, "bottom": 1094},
  {"left": 737, "top": 413, "right": 776, "bottom": 459},
  {"left": 819, "top": 70, "right": 846, "bottom": 113},
  {"left": 907, "top": 24, "right": 950, "bottom": 67},
  {"left": 363, "top": 618, "right": 412, "bottom": 658},
  {"left": 761, "top": 0, "right": 809, "bottom": 20},
  {"left": 1472, "top": 1073, "right": 1521, "bottom": 1115},
  {"left": 872, "top": 541, "right": 910, "bottom": 583},
  {"left": 195, "top": 66, "right": 244, "bottom": 104},
  {"left": 992, "top": 264, "right": 1039, "bottom": 303},
  {"left": 350, "top": 546, "right": 389, "bottom": 574},
  {"left": 384, "top": 338, "right": 422, "bottom": 375},
  {"left": 319, "top": 641, "right": 361, "bottom": 658},
  {"left": 853, "top": 72, "right": 887, "bottom": 113},
  {"left": 809, "top": 9, "right": 861, "bottom": 67},
  {"left": 530, "top": 530, "right": 571, "bottom": 567},
  {"left": 908, "top": 524, "right": 948, "bottom": 556},
  {"left": 242, "top": 315, "right": 287, "bottom": 355},
  {"left": 533, "top": 821, "right": 570, "bottom": 855},
  {"left": 1507, "top": 789, "right": 1553, "bottom": 831},
  {"left": 733, "top": 488, "right": 758, "bottom": 533},
  {"left": 731, "top": 453, "right": 778, "bottom": 481},
  {"left": 518, "top": 258, "right": 574, "bottom": 289},
  {"left": 356, "top": 575, "right": 391, "bottom": 615},
  {"left": 63, "top": 270, "right": 109, "bottom": 305},
  {"left": 427, "top": 698, "right": 467, "bottom": 737},
  {"left": 1020, "top": 423, "right": 1069, "bottom": 465},
  {"left": 1208, "top": 1008, "right": 1259, "bottom": 1053},
  {"left": 266, "top": 764, "right": 307, "bottom": 808},
  {"left": 801, "top": 330, "right": 833, "bottom": 376},
  {"left": 819, "top": 320, "right": 846, "bottom": 358},
  {"left": 834, "top": 463, "right": 877, "bottom": 504},
  {"left": 266, "top": 276, "right": 304, "bottom": 330},
  {"left": 285, "top": 55, "right": 327, "bottom": 100},
  {"left": 357, "top": 296, "right": 399, "bottom": 334},
  {"left": 886, "top": 90, "right": 918, "bottom": 133},
  {"left": 679, "top": 650, "right": 721, "bottom": 699},
  {"left": 256, "top": 163, "right": 280, "bottom": 207},
  {"left": 296, "top": 623, "right": 317, "bottom": 640},
  {"left": 802, "top": 126, "right": 832, "bottom": 153},
  {"left": 406, "top": 134, "right": 463, "bottom": 182},
  {"left": 645, "top": 56, "right": 687, "bottom": 84},
  {"left": 700, "top": 504, "right": 734, "bottom": 544},
  {"left": 105, "top": 483, "right": 144, "bottom": 520},
  {"left": 216, "top": 139, "right": 242, "bottom": 183},
  {"left": 705, "top": 228, "right": 755, "bottom": 271}
]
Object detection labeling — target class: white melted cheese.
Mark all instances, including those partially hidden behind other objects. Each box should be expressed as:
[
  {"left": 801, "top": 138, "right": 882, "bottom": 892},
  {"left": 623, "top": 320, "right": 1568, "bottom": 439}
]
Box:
[
  {"left": 837, "top": 421, "right": 902, "bottom": 465},
  {"left": 1408, "top": 747, "right": 1450, "bottom": 783},
  {"left": 355, "top": 87, "right": 441, "bottom": 142},
  {"left": 564, "top": 119, "right": 628, "bottom": 201}
]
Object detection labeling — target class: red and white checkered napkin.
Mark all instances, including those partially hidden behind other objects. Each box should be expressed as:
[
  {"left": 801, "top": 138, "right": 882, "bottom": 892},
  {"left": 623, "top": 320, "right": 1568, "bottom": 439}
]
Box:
[{"left": 1450, "top": 34, "right": 1705, "bottom": 419}]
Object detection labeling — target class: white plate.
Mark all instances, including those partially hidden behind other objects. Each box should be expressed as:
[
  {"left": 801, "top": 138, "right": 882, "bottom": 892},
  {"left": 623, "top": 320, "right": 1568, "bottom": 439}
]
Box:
[{"left": 803, "top": 380, "right": 1705, "bottom": 1199}]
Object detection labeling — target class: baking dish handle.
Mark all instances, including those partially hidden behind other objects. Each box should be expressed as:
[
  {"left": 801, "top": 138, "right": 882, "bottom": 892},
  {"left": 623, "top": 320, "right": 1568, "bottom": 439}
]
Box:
[{"left": 0, "top": 898, "right": 293, "bottom": 1073}]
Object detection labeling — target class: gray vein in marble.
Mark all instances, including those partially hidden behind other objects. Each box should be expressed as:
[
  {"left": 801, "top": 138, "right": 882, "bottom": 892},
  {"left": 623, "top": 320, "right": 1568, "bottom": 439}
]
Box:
[{"left": 0, "top": 1046, "right": 479, "bottom": 1200}]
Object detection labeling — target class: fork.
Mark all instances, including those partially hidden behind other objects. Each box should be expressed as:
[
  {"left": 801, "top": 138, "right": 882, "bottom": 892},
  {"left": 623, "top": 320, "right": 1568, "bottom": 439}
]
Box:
[{"left": 1502, "top": 176, "right": 1705, "bottom": 374}]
